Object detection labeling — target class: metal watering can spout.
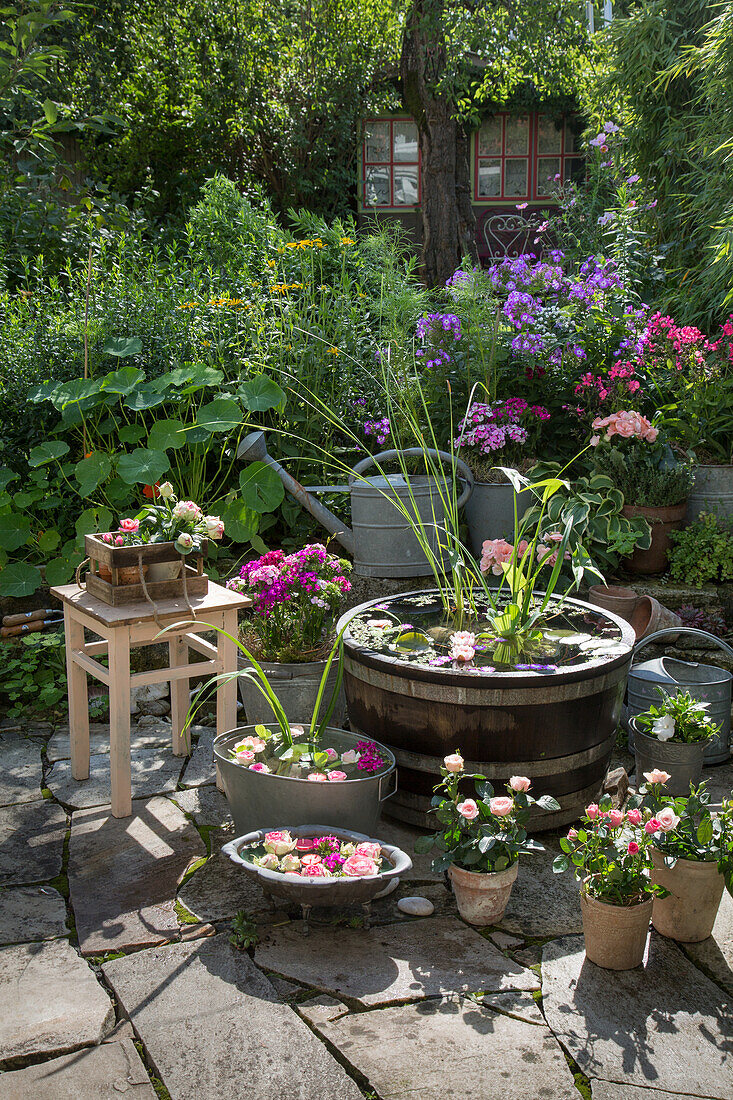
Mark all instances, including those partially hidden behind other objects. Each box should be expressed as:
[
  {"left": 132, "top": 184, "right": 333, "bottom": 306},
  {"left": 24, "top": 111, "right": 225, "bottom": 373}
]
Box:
[{"left": 236, "top": 431, "right": 355, "bottom": 556}]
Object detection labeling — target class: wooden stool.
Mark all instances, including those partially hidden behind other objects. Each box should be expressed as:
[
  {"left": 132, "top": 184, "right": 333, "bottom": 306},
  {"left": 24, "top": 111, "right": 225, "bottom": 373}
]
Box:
[{"left": 50, "top": 582, "right": 251, "bottom": 818}]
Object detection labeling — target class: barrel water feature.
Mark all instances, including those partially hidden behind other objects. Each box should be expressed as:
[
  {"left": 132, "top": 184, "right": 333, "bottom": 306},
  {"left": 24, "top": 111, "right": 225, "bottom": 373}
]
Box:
[
  {"left": 627, "top": 628, "right": 733, "bottom": 764},
  {"left": 237, "top": 432, "right": 474, "bottom": 577}
]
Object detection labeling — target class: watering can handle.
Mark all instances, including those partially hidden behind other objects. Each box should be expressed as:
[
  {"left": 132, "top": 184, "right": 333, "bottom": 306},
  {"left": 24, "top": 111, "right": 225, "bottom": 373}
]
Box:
[
  {"left": 350, "top": 448, "right": 474, "bottom": 510},
  {"left": 633, "top": 627, "right": 733, "bottom": 661}
]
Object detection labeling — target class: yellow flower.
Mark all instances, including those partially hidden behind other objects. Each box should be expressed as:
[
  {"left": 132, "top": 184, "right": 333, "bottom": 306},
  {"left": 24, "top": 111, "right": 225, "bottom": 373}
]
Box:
[
  {"left": 202, "top": 340, "right": 211, "bottom": 347},
  {"left": 358, "top": 292, "right": 366, "bottom": 299},
  {"left": 327, "top": 347, "right": 339, "bottom": 355},
  {"left": 267, "top": 260, "right": 277, "bottom": 268},
  {"left": 228, "top": 298, "right": 244, "bottom": 306},
  {"left": 340, "top": 236, "right": 354, "bottom": 245}
]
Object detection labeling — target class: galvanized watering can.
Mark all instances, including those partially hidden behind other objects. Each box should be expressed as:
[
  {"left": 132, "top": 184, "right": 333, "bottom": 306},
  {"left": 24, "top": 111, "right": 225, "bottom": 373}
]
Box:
[
  {"left": 238, "top": 431, "right": 474, "bottom": 578},
  {"left": 627, "top": 628, "right": 733, "bottom": 764}
]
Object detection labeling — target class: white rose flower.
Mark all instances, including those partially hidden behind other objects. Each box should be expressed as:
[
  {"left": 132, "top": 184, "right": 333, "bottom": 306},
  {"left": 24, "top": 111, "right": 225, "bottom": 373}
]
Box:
[
  {"left": 158, "top": 481, "right": 175, "bottom": 500},
  {"left": 341, "top": 749, "right": 360, "bottom": 765}
]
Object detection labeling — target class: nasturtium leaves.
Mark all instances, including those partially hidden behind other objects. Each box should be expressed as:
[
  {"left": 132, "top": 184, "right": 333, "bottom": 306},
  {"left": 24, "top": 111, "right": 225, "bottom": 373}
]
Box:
[
  {"left": 75, "top": 506, "right": 113, "bottom": 539},
  {"left": 28, "top": 441, "right": 70, "bottom": 467},
  {"left": 0, "top": 468, "right": 18, "bottom": 491},
  {"left": 38, "top": 530, "right": 61, "bottom": 552},
  {"left": 147, "top": 419, "right": 187, "bottom": 451},
  {"left": 123, "top": 387, "right": 168, "bottom": 412},
  {"left": 44, "top": 555, "right": 81, "bottom": 586},
  {"left": 103, "top": 336, "right": 143, "bottom": 358},
  {"left": 0, "top": 514, "right": 32, "bottom": 551},
  {"left": 220, "top": 499, "right": 260, "bottom": 542},
  {"left": 75, "top": 453, "right": 112, "bottom": 497},
  {"left": 197, "top": 398, "right": 242, "bottom": 434},
  {"left": 238, "top": 462, "right": 285, "bottom": 513},
  {"left": 0, "top": 562, "right": 42, "bottom": 597},
  {"left": 116, "top": 448, "right": 170, "bottom": 485},
  {"left": 98, "top": 365, "right": 144, "bottom": 394},
  {"left": 239, "top": 375, "right": 286, "bottom": 413},
  {"left": 117, "top": 425, "right": 147, "bottom": 445}
]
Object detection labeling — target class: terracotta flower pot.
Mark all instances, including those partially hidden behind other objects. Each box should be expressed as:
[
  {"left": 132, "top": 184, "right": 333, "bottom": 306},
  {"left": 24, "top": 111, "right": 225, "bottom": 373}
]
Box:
[
  {"left": 621, "top": 502, "right": 687, "bottom": 575},
  {"left": 448, "top": 861, "right": 518, "bottom": 925},
  {"left": 98, "top": 564, "right": 148, "bottom": 586},
  {"left": 579, "top": 890, "right": 652, "bottom": 969},
  {"left": 651, "top": 849, "right": 725, "bottom": 942},
  {"left": 587, "top": 584, "right": 639, "bottom": 626}
]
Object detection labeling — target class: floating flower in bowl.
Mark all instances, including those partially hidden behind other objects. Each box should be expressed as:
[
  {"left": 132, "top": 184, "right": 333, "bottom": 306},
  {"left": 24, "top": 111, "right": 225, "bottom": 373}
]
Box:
[{"left": 222, "top": 825, "right": 412, "bottom": 933}]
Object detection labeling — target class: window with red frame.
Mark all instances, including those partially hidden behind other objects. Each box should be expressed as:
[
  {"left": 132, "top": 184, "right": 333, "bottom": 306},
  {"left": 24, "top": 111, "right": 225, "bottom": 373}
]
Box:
[
  {"left": 474, "top": 114, "right": 584, "bottom": 202},
  {"left": 362, "top": 118, "right": 420, "bottom": 208}
]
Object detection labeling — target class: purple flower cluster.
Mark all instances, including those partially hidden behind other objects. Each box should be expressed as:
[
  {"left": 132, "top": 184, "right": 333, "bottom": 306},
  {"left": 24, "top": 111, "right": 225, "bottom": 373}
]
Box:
[
  {"left": 364, "top": 416, "right": 390, "bottom": 445},
  {"left": 415, "top": 312, "right": 462, "bottom": 369},
  {"left": 455, "top": 398, "right": 550, "bottom": 457},
  {"left": 354, "top": 740, "right": 386, "bottom": 773}
]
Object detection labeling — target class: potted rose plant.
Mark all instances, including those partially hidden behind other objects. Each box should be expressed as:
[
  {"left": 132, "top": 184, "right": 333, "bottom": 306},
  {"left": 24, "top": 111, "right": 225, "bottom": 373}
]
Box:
[
  {"left": 227, "top": 543, "right": 351, "bottom": 725},
  {"left": 553, "top": 795, "right": 665, "bottom": 969},
  {"left": 454, "top": 397, "right": 551, "bottom": 554},
  {"left": 641, "top": 773, "right": 733, "bottom": 942},
  {"left": 630, "top": 689, "right": 717, "bottom": 796},
  {"left": 138, "top": 482, "right": 223, "bottom": 580},
  {"left": 98, "top": 520, "right": 148, "bottom": 584},
  {"left": 414, "top": 753, "right": 560, "bottom": 925}
]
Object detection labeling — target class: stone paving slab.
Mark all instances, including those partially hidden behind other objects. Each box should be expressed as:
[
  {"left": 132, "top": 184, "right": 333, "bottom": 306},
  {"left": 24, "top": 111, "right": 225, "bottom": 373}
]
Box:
[
  {"left": 542, "top": 933, "right": 733, "bottom": 1098},
  {"left": 0, "top": 737, "right": 44, "bottom": 807},
  {"left": 255, "top": 916, "right": 539, "bottom": 1005},
  {"left": 179, "top": 727, "right": 216, "bottom": 787},
  {"left": 103, "top": 935, "right": 364, "bottom": 1100},
  {"left": 482, "top": 989, "right": 546, "bottom": 1024},
  {"left": 46, "top": 723, "right": 171, "bottom": 761},
  {"left": 318, "top": 995, "right": 576, "bottom": 1100},
  {"left": 0, "top": 938, "right": 114, "bottom": 1065},
  {"left": 684, "top": 887, "right": 733, "bottom": 1000},
  {"left": 703, "top": 761, "right": 733, "bottom": 808},
  {"left": 592, "top": 1086, "right": 694, "bottom": 1100},
  {"left": 0, "top": 885, "right": 67, "bottom": 944},
  {"left": 0, "top": 800, "right": 67, "bottom": 885},
  {"left": 171, "top": 785, "right": 232, "bottom": 829},
  {"left": 0, "top": 1037, "right": 155, "bottom": 1099},
  {"left": 47, "top": 749, "right": 185, "bottom": 810},
  {"left": 297, "top": 994, "right": 350, "bottom": 1026},
  {"left": 69, "top": 795, "right": 205, "bottom": 955},
  {"left": 496, "top": 838, "right": 583, "bottom": 937},
  {"left": 377, "top": 816, "right": 442, "bottom": 881},
  {"left": 178, "top": 850, "right": 269, "bottom": 923}
]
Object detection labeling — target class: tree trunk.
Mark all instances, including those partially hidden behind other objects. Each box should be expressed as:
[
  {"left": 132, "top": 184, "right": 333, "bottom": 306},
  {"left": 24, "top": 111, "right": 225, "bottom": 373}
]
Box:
[{"left": 400, "top": 0, "right": 477, "bottom": 287}]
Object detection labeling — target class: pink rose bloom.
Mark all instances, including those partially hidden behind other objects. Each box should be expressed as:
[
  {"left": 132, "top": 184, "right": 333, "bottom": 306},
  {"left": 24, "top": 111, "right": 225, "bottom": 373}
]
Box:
[
  {"left": 307, "top": 773, "right": 328, "bottom": 782},
  {"left": 589, "top": 434, "right": 600, "bottom": 447},
  {"left": 567, "top": 828, "right": 578, "bottom": 841},
  {"left": 248, "top": 762, "right": 270, "bottom": 773},
  {"left": 354, "top": 842, "right": 381, "bottom": 860},
  {"left": 367, "top": 618, "right": 392, "bottom": 629},
  {"left": 585, "top": 803, "right": 600, "bottom": 820},
  {"left": 627, "top": 841, "right": 640, "bottom": 854},
  {"left": 172, "top": 500, "right": 203, "bottom": 522},
  {"left": 656, "top": 807, "right": 681, "bottom": 832},
  {"left": 324, "top": 748, "right": 339, "bottom": 762},
  {"left": 643, "top": 425, "right": 658, "bottom": 442},
  {"left": 119, "top": 518, "right": 139, "bottom": 533},
  {"left": 457, "top": 799, "right": 479, "bottom": 820},
  {"left": 489, "top": 796, "right": 513, "bottom": 817},
  {"left": 444, "top": 753, "right": 464, "bottom": 773},
  {"left": 302, "top": 862, "right": 331, "bottom": 877},
  {"left": 264, "top": 830, "right": 296, "bottom": 856},
  {"left": 608, "top": 809, "right": 624, "bottom": 828},
  {"left": 509, "top": 776, "right": 531, "bottom": 792},
  {"left": 235, "top": 749, "right": 255, "bottom": 764},
  {"left": 328, "top": 770, "right": 348, "bottom": 782},
  {"left": 342, "top": 854, "right": 380, "bottom": 877},
  {"left": 204, "top": 515, "right": 224, "bottom": 539},
  {"left": 290, "top": 725, "right": 305, "bottom": 738},
  {"left": 644, "top": 817, "right": 661, "bottom": 835},
  {"left": 115, "top": 535, "right": 124, "bottom": 545},
  {"left": 101, "top": 532, "right": 113, "bottom": 543},
  {"left": 643, "top": 769, "right": 671, "bottom": 786},
  {"left": 235, "top": 737, "right": 266, "bottom": 754},
  {"left": 626, "top": 808, "right": 642, "bottom": 826}
]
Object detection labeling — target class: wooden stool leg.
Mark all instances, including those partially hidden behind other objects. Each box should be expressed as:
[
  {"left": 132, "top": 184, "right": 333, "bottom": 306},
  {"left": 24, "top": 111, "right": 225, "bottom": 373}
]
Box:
[
  {"left": 65, "top": 609, "right": 90, "bottom": 781},
  {"left": 108, "top": 626, "right": 132, "bottom": 818},
  {"left": 216, "top": 610, "right": 239, "bottom": 792},
  {"left": 169, "top": 634, "right": 191, "bottom": 756}
]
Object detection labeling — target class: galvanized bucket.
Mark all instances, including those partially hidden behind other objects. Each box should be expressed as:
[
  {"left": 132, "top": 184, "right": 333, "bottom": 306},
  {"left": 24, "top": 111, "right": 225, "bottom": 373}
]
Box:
[
  {"left": 349, "top": 448, "right": 473, "bottom": 578},
  {"left": 631, "top": 719, "right": 707, "bottom": 796},
  {"left": 213, "top": 725, "right": 397, "bottom": 836},
  {"left": 237, "top": 657, "right": 346, "bottom": 728},
  {"left": 627, "top": 628, "right": 733, "bottom": 763}
]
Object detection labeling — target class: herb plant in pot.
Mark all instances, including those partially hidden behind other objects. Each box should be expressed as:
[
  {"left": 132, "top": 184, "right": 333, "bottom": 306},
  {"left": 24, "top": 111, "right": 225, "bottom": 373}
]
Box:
[
  {"left": 454, "top": 398, "right": 551, "bottom": 555},
  {"left": 631, "top": 689, "right": 717, "bottom": 796},
  {"left": 641, "top": 774, "right": 733, "bottom": 942},
  {"left": 415, "top": 753, "right": 560, "bottom": 925},
  {"left": 590, "top": 411, "right": 693, "bottom": 574},
  {"left": 227, "top": 543, "right": 351, "bottom": 726},
  {"left": 553, "top": 796, "right": 664, "bottom": 969}
]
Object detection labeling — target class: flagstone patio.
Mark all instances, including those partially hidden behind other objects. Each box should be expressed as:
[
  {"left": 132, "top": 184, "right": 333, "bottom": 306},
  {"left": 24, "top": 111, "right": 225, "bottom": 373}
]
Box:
[{"left": 1, "top": 720, "right": 731, "bottom": 1099}]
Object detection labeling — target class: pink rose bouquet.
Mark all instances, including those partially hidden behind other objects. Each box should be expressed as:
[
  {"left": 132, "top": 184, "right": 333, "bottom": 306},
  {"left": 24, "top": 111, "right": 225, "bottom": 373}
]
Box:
[
  {"left": 415, "top": 750, "right": 559, "bottom": 874},
  {"left": 137, "top": 486, "right": 222, "bottom": 556},
  {"left": 250, "top": 833, "right": 386, "bottom": 878}
]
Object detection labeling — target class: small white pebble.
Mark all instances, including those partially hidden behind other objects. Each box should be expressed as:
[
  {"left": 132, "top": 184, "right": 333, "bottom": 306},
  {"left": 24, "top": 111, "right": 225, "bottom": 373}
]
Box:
[{"left": 397, "top": 896, "right": 434, "bottom": 916}]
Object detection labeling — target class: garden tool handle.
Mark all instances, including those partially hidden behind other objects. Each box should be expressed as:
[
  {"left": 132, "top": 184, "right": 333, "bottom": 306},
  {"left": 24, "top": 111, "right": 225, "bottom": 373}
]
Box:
[
  {"left": 2, "top": 609, "right": 57, "bottom": 626},
  {"left": 351, "top": 448, "right": 474, "bottom": 510},
  {"left": 1, "top": 618, "right": 63, "bottom": 638},
  {"left": 633, "top": 627, "right": 733, "bottom": 661},
  {"left": 379, "top": 768, "right": 398, "bottom": 802}
]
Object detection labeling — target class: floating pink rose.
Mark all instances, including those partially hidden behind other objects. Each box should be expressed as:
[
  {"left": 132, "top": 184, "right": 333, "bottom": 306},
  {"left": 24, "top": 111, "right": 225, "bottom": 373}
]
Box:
[
  {"left": 656, "top": 807, "right": 681, "bottom": 832},
  {"left": 235, "top": 736, "right": 266, "bottom": 754},
  {"left": 643, "top": 769, "right": 671, "bottom": 786},
  {"left": 302, "top": 862, "right": 331, "bottom": 877},
  {"left": 235, "top": 749, "right": 255, "bottom": 764},
  {"left": 509, "top": 776, "right": 531, "bottom": 792},
  {"left": 290, "top": 725, "right": 305, "bottom": 738},
  {"left": 489, "top": 796, "right": 514, "bottom": 817},
  {"left": 280, "top": 853, "right": 301, "bottom": 872},
  {"left": 354, "top": 842, "right": 381, "bottom": 860},
  {"left": 324, "top": 748, "right": 339, "bottom": 762},
  {"left": 263, "top": 830, "right": 296, "bottom": 856},
  {"left": 307, "top": 772, "right": 328, "bottom": 782},
  {"left": 457, "top": 799, "right": 479, "bottom": 820},
  {"left": 248, "top": 762, "right": 270, "bottom": 773},
  {"left": 342, "top": 854, "right": 380, "bottom": 877},
  {"left": 626, "top": 808, "right": 642, "bottom": 826},
  {"left": 328, "top": 770, "right": 348, "bottom": 782},
  {"left": 444, "top": 753, "right": 464, "bottom": 773},
  {"left": 367, "top": 618, "right": 392, "bottom": 629},
  {"left": 119, "top": 518, "right": 139, "bottom": 533}
]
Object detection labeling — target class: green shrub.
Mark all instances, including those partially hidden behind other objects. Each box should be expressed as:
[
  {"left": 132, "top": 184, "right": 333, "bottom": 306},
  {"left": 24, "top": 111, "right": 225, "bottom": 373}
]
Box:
[
  {"left": 1, "top": 632, "right": 68, "bottom": 717},
  {"left": 668, "top": 512, "right": 733, "bottom": 587},
  {"left": 605, "top": 448, "right": 694, "bottom": 507}
]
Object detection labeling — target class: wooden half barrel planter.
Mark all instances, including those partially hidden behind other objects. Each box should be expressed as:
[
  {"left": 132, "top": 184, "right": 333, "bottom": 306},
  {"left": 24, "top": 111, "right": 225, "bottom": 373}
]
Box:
[{"left": 338, "top": 593, "right": 635, "bottom": 831}]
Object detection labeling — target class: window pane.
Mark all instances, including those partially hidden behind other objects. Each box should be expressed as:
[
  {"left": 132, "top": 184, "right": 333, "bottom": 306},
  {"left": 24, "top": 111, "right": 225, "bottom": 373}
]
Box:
[
  {"left": 364, "top": 166, "right": 391, "bottom": 205},
  {"left": 504, "top": 116, "right": 529, "bottom": 156},
  {"left": 564, "top": 157, "right": 586, "bottom": 185},
  {"left": 537, "top": 116, "right": 562, "bottom": 155},
  {"left": 478, "top": 117, "right": 502, "bottom": 156},
  {"left": 393, "top": 121, "right": 418, "bottom": 162},
  {"left": 365, "top": 121, "right": 390, "bottom": 163},
  {"left": 504, "top": 158, "right": 528, "bottom": 196},
  {"left": 537, "top": 157, "right": 560, "bottom": 195},
  {"left": 564, "top": 124, "right": 579, "bottom": 153},
  {"left": 393, "top": 166, "right": 419, "bottom": 205},
  {"left": 477, "top": 159, "right": 501, "bottom": 198}
]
